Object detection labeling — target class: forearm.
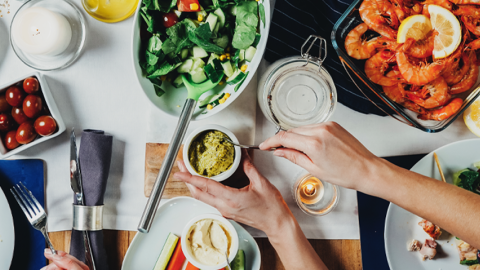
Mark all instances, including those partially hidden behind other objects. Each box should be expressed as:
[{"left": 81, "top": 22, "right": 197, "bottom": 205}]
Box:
[
  {"left": 265, "top": 214, "right": 328, "bottom": 270},
  {"left": 363, "top": 158, "right": 480, "bottom": 247}
]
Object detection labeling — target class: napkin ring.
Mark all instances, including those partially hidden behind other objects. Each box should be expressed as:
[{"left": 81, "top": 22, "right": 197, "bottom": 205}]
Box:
[{"left": 72, "top": 205, "right": 103, "bottom": 231}]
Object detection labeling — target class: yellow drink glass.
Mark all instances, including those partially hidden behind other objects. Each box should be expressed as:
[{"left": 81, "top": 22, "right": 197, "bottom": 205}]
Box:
[{"left": 82, "top": 0, "right": 139, "bottom": 23}]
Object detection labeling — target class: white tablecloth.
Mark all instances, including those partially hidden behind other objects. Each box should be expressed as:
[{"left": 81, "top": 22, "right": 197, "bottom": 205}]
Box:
[{"left": 0, "top": 0, "right": 477, "bottom": 239}]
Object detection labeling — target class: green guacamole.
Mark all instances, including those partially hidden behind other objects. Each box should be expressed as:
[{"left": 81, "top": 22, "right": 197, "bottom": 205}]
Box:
[{"left": 188, "top": 130, "right": 235, "bottom": 178}]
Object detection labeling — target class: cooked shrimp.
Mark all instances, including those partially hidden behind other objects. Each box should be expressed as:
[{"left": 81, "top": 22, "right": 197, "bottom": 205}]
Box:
[
  {"left": 418, "top": 98, "right": 463, "bottom": 120},
  {"left": 382, "top": 71, "right": 406, "bottom": 102},
  {"left": 444, "top": 52, "right": 471, "bottom": 85},
  {"left": 390, "top": 0, "right": 407, "bottom": 21},
  {"left": 345, "top": 23, "right": 379, "bottom": 60},
  {"left": 450, "top": 53, "right": 479, "bottom": 94},
  {"left": 405, "top": 30, "right": 437, "bottom": 58},
  {"left": 467, "top": 38, "right": 480, "bottom": 51},
  {"left": 396, "top": 39, "right": 445, "bottom": 85},
  {"left": 418, "top": 219, "right": 442, "bottom": 239},
  {"left": 423, "top": 0, "right": 453, "bottom": 10},
  {"left": 454, "top": 4, "right": 480, "bottom": 18},
  {"left": 451, "top": 0, "right": 480, "bottom": 5},
  {"left": 462, "top": 16, "right": 480, "bottom": 36},
  {"left": 360, "top": 0, "right": 399, "bottom": 39},
  {"left": 404, "top": 100, "right": 426, "bottom": 113},
  {"left": 365, "top": 50, "right": 403, "bottom": 86},
  {"left": 406, "top": 77, "right": 451, "bottom": 108}
]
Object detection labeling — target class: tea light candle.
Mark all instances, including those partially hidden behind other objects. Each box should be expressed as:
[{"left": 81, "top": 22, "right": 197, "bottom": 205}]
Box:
[
  {"left": 12, "top": 7, "right": 72, "bottom": 56},
  {"left": 298, "top": 177, "right": 324, "bottom": 205}
]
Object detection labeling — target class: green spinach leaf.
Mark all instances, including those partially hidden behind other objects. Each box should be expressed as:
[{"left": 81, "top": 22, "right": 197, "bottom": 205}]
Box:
[
  {"left": 259, "top": 3, "right": 265, "bottom": 27},
  {"left": 147, "top": 61, "right": 182, "bottom": 79},
  {"left": 153, "top": 0, "right": 176, "bottom": 12},
  {"left": 232, "top": 24, "right": 256, "bottom": 49},
  {"left": 162, "top": 38, "right": 177, "bottom": 54},
  {"left": 148, "top": 35, "right": 163, "bottom": 54},
  {"left": 236, "top": 10, "right": 258, "bottom": 28},
  {"left": 154, "top": 85, "right": 165, "bottom": 97},
  {"left": 196, "top": 23, "right": 213, "bottom": 41},
  {"left": 234, "top": 71, "right": 249, "bottom": 92},
  {"left": 458, "top": 170, "right": 480, "bottom": 193},
  {"left": 187, "top": 25, "right": 224, "bottom": 53},
  {"left": 146, "top": 51, "right": 159, "bottom": 65}
]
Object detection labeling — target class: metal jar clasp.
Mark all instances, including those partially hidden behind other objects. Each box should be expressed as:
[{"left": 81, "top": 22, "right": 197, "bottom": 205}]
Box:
[{"left": 301, "top": 35, "right": 327, "bottom": 72}]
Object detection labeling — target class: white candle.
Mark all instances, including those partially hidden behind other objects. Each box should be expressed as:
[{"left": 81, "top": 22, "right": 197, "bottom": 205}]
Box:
[{"left": 12, "top": 7, "right": 72, "bottom": 56}]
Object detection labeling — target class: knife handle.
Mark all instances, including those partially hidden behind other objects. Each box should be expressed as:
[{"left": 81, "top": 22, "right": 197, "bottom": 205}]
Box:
[{"left": 84, "top": 231, "right": 96, "bottom": 270}]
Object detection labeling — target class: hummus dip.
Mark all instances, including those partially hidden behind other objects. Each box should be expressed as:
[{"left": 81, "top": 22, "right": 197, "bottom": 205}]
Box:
[
  {"left": 188, "top": 130, "right": 235, "bottom": 177},
  {"left": 186, "top": 218, "right": 232, "bottom": 266}
]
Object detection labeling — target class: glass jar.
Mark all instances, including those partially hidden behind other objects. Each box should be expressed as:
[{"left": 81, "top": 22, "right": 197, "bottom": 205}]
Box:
[{"left": 258, "top": 36, "right": 337, "bottom": 131}]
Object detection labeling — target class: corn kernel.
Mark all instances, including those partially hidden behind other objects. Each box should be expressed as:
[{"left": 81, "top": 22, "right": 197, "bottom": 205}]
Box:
[
  {"left": 160, "top": 75, "right": 167, "bottom": 81},
  {"left": 198, "top": 14, "right": 204, "bottom": 22},
  {"left": 225, "top": 93, "right": 231, "bottom": 98},
  {"left": 226, "top": 53, "right": 231, "bottom": 57},
  {"left": 227, "top": 56, "right": 231, "bottom": 60},
  {"left": 218, "top": 81, "right": 224, "bottom": 85},
  {"left": 256, "top": 0, "right": 259, "bottom": 2},
  {"left": 219, "top": 55, "right": 227, "bottom": 61},
  {"left": 240, "top": 64, "right": 248, "bottom": 72},
  {"left": 207, "top": 104, "right": 213, "bottom": 110},
  {"left": 219, "top": 98, "right": 226, "bottom": 104},
  {"left": 190, "top": 3, "right": 199, "bottom": 10},
  {"left": 225, "top": 77, "right": 229, "bottom": 81}
]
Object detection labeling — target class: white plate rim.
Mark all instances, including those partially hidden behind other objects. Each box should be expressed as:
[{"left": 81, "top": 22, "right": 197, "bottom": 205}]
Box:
[{"left": 0, "top": 187, "right": 15, "bottom": 269}]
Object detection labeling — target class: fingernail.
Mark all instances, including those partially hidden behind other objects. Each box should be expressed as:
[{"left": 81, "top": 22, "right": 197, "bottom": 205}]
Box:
[
  {"left": 259, "top": 142, "right": 264, "bottom": 149},
  {"left": 273, "top": 151, "right": 284, "bottom": 157},
  {"left": 176, "top": 160, "right": 181, "bottom": 168},
  {"left": 45, "top": 248, "right": 52, "bottom": 255}
]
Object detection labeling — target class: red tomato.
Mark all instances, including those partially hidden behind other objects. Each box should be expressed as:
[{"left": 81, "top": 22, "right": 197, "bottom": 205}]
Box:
[
  {"left": 11, "top": 107, "right": 29, "bottom": 125},
  {"left": 23, "top": 95, "right": 43, "bottom": 118},
  {"left": 177, "top": 0, "right": 200, "bottom": 12},
  {"left": 6, "top": 86, "right": 26, "bottom": 107},
  {"left": 4, "top": 130, "right": 19, "bottom": 150},
  {"left": 162, "top": 12, "right": 179, "bottom": 28},
  {"left": 16, "top": 122, "right": 36, "bottom": 144},
  {"left": 0, "top": 113, "right": 14, "bottom": 132},
  {"left": 23, "top": 77, "right": 40, "bottom": 94},
  {"left": 34, "top": 116, "right": 57, "bottom": 136},
  {"left": 0, "top": 95, "right": 11, "bottom": 113}
]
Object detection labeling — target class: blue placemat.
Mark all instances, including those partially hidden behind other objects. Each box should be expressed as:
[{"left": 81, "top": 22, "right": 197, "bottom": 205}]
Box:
[
  {"left": 358, "top": 154, "right": 427, "bottom": 270},
  {"left": 0, "top": 159, "right": 46, "bottom": 270}
]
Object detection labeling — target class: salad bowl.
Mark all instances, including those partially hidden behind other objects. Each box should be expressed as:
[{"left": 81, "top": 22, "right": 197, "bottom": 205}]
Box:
[{"left": 131, "top": 0, "right": 271, "bottom": 121}]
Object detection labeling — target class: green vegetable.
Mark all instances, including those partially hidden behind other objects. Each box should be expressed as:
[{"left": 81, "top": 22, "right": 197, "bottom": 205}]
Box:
[
  {"left": 172, "top": 75, "right": 184, "bottom": 88},
  {"left": 259, "top": 2, "right": 265, "bottom": 27},
  {"left": 453, "top": 169, "right": 470, "bottom": 186},
  {"left": 474, "top": 161, "right": 480, "bottom": 169},
  {"left": 204, "top": 63, "right": 222, "bottom": 82},
  {"left": 227, "top": 69, "right": 246, "bottom": 84},
  {"left": 245, "top": 46, "right": 256, "bottom": 62},
  {"left": 154, "top": 85, "right": 165, "bottom": 97},
  {"left": 187, "top": 24, "right": 224, "bottom": 53},
  {"left": 205, "top": 13, "right": 219, "bottom": 31},
  {"left": 214, "top": 8, "right": 226, "bottom": 28},
  {"left": 152, "top": 0, "right": 176, "bottom": 13},
  {"left": 460, "top": 260, "right": 479, "bottom": 265},
  {"left": 234, "top": 71, "right": 249, "bottom": 92},
  {"left": 457, "top": 170, "right": 480, "bottom": 193},
  {"left": 213, "top": 35, "right": 229, "bottom": 48},
  {"left": 148, "top": 60, "right": 181, "bottom": 79},
  {"left": 252, "top": 33, "right": 261, "bottom": 47},
  {"left": 231, "top": 250, "right": 245, "bottom": 270},
  {"left": 148, "top": 36, "right": 163, "bottom": 54},
  {"left": 177, "top": 59, "right": 194, "bottom": 73},
  {"left": 232, "top": 25, "right": 256, "bottom": 49},
  {"left": 162, "top": 38, "right": 177, "bottom": 55}
]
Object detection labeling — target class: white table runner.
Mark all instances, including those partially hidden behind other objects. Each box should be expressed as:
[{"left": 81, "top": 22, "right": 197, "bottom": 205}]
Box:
[{"left": 0, "top": 0, "right": 477, "bottom": 239}]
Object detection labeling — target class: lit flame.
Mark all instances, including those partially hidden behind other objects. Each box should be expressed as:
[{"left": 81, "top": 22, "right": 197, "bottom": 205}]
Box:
[{"left": 304, "top": 184, "right": 315, "bottom": 196}]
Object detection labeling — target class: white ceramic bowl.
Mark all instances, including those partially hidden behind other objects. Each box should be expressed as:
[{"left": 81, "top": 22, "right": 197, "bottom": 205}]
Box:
[
  {"left": 181, "top": 213, "right": 239, "bottom": 270},
  {"left": 183, "top": 124, "right": 241, "bottom": 182},
  {"left": 130, "top": 0, "right": 271, "bottom": 121},
  {"left": 0, "top": 72, "right": 66, "bottom": 159}
]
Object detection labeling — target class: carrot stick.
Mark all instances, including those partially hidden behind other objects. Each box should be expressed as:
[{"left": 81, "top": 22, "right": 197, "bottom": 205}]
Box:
[{"left": 166, "top": 239, "right": 186, "bottom": 270}]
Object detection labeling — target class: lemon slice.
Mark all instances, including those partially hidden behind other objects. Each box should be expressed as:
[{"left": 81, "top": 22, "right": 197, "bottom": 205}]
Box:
[
  {"left": 397, "top": 15, "right": 432, "bottom": 43},
  {"left": 464, "top": 99, "right": 480, "bottom": 137},
  {"left": 428, "top": 5, "right": 462, "bottom": 59}
]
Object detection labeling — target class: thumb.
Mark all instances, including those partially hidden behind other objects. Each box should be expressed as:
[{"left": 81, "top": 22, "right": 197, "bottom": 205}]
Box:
[{"left": 273, "top": 148, "right": 316, "bottom": 171}]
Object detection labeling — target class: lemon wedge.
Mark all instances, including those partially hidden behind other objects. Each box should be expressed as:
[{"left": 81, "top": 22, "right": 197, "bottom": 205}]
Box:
[
  {"left": 464, "top": 99, "right": 480, "bottom": 137},
  {"left": 428, "top": 5, "right": 462, "bottom": 59},
  {"left": 397, "top": 15, "right": 432, "bottom": 43}
]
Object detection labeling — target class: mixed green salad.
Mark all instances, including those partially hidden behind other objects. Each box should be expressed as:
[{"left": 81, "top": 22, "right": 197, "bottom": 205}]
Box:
[{"left": 139, "top": 0, "right": 265, "bottom": 109}]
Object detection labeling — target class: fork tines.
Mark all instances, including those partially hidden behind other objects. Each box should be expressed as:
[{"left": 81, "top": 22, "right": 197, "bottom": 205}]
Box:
[{"left": 10, "top": 182, "right": 44, "bottom": 221}]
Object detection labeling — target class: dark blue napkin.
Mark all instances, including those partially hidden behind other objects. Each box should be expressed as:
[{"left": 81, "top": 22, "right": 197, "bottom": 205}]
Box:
[
  {"left": 264, "top": 0, "right": 391, "bottom": 116},
  {"left": 70, "top": 130, "right": 112, "bottom": 270},
  {"left": 0, "top": 159, "right": 46, "bottom": 270},
  {"left": 358, "top": 154, "right": 427, "bottom": 270}
]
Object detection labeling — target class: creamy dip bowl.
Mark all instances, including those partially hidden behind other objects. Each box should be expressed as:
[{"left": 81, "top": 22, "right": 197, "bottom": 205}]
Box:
[
  {"left": 181, "top": 213, "right": 239, "bottom": 270},
  {"left": 183, "top": 125, "right": 241, "bottom": 182}
]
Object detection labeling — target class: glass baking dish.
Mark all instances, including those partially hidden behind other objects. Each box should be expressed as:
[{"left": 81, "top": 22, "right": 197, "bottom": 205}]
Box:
[{"left": 331, "top": 0, "right": 480, "bottom": 133}]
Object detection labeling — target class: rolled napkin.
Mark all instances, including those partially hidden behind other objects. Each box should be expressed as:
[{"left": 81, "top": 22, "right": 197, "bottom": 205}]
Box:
[
  {"left": 264, "top": 0, "right": 391, "bottom": 116},
  {"left": 70, "top": 130, "right": 113, "bottom": 270}
]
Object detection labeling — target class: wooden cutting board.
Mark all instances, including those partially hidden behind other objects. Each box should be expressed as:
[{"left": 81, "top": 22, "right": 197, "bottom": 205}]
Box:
[{"left": 144, "top": 143, "right": 251, "bottom": 198}]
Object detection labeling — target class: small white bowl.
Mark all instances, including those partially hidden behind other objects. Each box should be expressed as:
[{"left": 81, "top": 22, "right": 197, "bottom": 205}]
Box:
[
  {"left": 183, "top": 125, "right": 241, "bottom": 182},
  {"left": 181, "top": 213, "right": 239, "bottom": 270},
  {"left": 0, "top": 72, "right": 66, "bottom": 159}
]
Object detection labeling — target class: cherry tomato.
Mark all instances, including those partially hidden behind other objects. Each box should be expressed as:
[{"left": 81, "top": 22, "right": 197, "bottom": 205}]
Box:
[
  {"left": 177, "top": 0, "right": 200, "bottom": 11},
  {"left": 0, "top": 113, "right": 14, "bottom": 132},
  {"left": 16, "top": 122, "right": 36, "bottom": 144},
  {"left": 0, "top": 95, "right": 11, "bottom": 113},
  {"left": 11, "top": 107, "right": 29, "bottom": 125},
  {"left": 23, "top": 95, "right": 43, "bottom": 118},
  {"left": 4, "top": 130, "right": 19, "bottom": 150},
  {"left": 23, "top": 77, "right": 40, "bottom": 94},
  {"left": 6, "top": 86, "right": 26, "bottom": 107},
  {"left": 162, "top": 12, "right": 179, "bottom": 28},
  {"left": 34, "top": 116, "right": 57, "bottom": 136}
]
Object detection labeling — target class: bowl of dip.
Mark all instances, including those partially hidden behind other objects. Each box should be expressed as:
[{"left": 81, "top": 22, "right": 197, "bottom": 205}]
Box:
[
  {"left": 181, "top": 214, "right": 239, "bottom": 270},
  {"left": 183, "top": 125, "right": 241, "bottom": 182}
]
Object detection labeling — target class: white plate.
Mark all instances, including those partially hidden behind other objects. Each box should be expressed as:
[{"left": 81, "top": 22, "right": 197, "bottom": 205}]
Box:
[
  {"left": 130, "top": 1, "right": 271, "bottom": 121},
  {"left": 385, "top": 138, "right": 480, "bottom": 270},
  {"left": 122, "top": 197, "right": 261, "bottom": 270},
  {"left": 0, "top": 187, "right": 15, "bottom": 269}
]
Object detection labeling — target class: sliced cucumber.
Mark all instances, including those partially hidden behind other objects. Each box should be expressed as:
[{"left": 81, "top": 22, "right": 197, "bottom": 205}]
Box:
[
  {"left": 180, "top": 48, "right": 189, "bottom": 60},
  {"left": 172, "top": 75, "right": 184, "bottom": 88},
  {"left": 231, "top": 250, "right": 245, "bottom": 270},
  {"left": 153, "top": 233, "right": 179, "bottom": 270},
  {"left": 214, "top": 8, "right": 226, "bottom": 28},
  {"left": 227, "top": 69, "right": 246, "bottom": 85},
  {"left": 196, "top": 7, "right": 207, "bottom": 20},
  {"left": 221, "top": 61, "right": 234, "bottom": 77},
  {"left": 245, "top": 46, "right": 257, "bottom": 62},
  {"left": 212, "top": 58, "right": 223, "bottom": 70},
  {"left": 213, "top": 23, "right": 220, "bottom": 36},
  {"left": 205, "top": 13, "right": 218, "bottom": 31},
  {"left": 190, "top": 68, "right": 207, "bottom": 83},
  {"left": 192, "top": 46, "right": 208, "bottom": 58},
  {"left": 239, "top": 49, "right": 246, "bottom": 61},
  {"left": 199, "top": 94, "right": 215, "bottom": 107},
  {"left": 192, "top": 58, "right": 205, "bottom": 70},
  {"left": 230, "top": 6, "right": 237, "bottom": 16},
  {"left": 213, "top": 35, "right": 229, "bottom": 49},
  {"left": 177, "top": 59, "right": 194, "bottom": 73},
  {"left": 207, "top": 53, "right": 220, "bottom": 65},
  {"left": 173, "top": 9, "right": 182, "bottom": 18},
  {"left": 199, "top": 93, "right": 225, "bottom": 108},
  {"left": 204, "top": 63, "right": 222, "bottom": 83}
]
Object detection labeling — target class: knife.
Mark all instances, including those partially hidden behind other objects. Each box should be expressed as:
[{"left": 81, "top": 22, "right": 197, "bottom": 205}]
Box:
[{"left": 70, "top": 129, "right": 96, "bottom": 270}]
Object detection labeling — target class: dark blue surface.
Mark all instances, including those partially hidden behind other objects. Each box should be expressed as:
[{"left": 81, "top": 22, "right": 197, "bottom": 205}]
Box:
[
  {"left": 358, "top": 154, "right": 427, "bottom": 270},
  {"left": 0, "top": 159, "right": 46, "bottom": 270}
]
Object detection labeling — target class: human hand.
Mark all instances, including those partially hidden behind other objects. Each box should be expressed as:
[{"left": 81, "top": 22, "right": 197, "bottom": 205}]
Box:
[
  {"left": 42, "top": 249, "right": 89, "bottom": 270},
  {"left": 174, "top": 150, "right": 295, "bottom": 236},
  {"left": 259, "top": 122, "right": 382, "bottom": 192}
]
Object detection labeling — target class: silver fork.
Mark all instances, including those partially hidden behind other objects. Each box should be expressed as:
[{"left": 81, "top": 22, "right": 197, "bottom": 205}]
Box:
[
  {"left": 213, "top": 134, "right": 282, "bottom": 151},
  {"left": 10, "top": 182, "right": 56, "bottom": 255}
]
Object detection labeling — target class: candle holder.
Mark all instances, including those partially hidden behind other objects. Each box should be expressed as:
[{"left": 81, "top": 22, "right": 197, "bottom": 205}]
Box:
[
  {"left": 10, "top": 0, "right": 86, "bottom": 71},
  {"left": 293, "top": 174, "right": 339, "bottom": 216}
]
